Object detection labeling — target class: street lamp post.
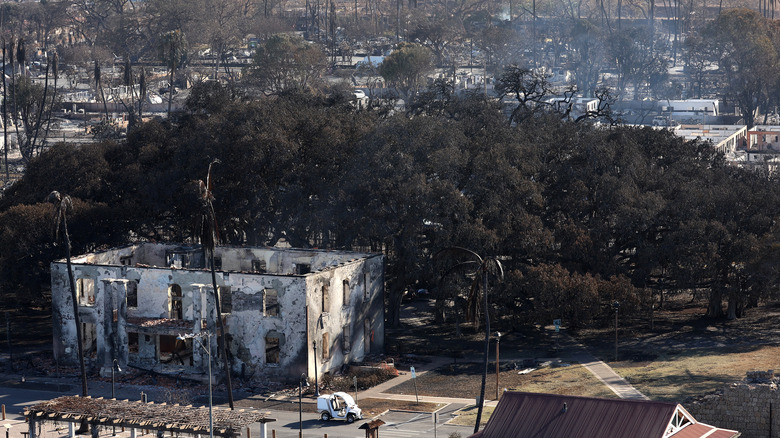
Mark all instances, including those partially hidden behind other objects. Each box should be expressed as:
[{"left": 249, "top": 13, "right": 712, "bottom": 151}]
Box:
[
  {"left": 179, "top": 332, "right": 214, "bottom": 438},
  {"left": 312, "top": 341, "right": 320, "bottom": 396},
  {"left": 299, "top": 373, "right": 309, "bottom": 438},
  {"left": 495, "top": 332, "right": 501, "bottom": 400},
  {"left": 613, "top": 302, "right": 620, "bottom": 362},
  {"left": 111, "top": 359, "right": 122, "bottom": 436},
  {"left": 111, "top": 359, "right": 122, "bottom": 398},
  {"left": 4, "top": 423, "right": 11, "bottom": 438}
]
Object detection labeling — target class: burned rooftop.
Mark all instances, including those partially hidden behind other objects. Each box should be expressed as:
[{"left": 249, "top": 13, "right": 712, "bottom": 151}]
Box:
[
  {"left": 65, "top": 243, "right": 376, "bottom": 276},
  {"left": 24, "top": 396, "right": 275, "bottom": 437}
]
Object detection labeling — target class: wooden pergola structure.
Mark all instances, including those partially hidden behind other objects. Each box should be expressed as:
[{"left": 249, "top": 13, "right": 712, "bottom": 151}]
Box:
[
  {"left": 358, "top": 419, "right": 385, "bottom": 438},
  {"left": 24, "top": 396, "right": 275, "bottom": 438}
]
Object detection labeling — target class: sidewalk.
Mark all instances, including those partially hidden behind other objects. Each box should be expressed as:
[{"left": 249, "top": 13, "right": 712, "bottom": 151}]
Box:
[{"left": 555, "top": 330, "right": 649, "bottom": 400}]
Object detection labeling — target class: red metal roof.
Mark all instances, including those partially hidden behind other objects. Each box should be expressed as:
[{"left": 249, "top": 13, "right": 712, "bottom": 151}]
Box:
[{"left": 467, "top": 392, "right": 739, "bottom": 438}]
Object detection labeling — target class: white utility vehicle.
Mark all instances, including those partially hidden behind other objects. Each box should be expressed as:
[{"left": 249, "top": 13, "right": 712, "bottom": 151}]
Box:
[{"left": 317, "top": 392, "right": 363, "bottom": 423}]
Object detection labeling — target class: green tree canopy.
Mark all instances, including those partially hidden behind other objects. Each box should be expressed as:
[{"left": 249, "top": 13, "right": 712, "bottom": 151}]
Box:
[
  {"left": 378, "top": 42, "right": 434, "bottom": 99},
  {"left": 245, "top": 34, "right": 327, "bottom": 95}
]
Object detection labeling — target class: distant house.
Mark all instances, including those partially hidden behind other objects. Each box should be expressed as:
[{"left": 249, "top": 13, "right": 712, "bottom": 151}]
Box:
[
  {"left": 672, "top": 124, "right": 747, "bottom": 155},
  {"left": 468, "top": 392, "right": 740, "bottom": 438},
  {"left": 662, "top": 99, "right": 720, "bottom": 122},
  {"left": 544, "top": 96, "right": 600, "bottom": 120},
  {"left": 356, "top": 56, "right": 385, "bottom": 68},
  {"left": 51, "top": 243, "right": 385, "bottom": 382}
]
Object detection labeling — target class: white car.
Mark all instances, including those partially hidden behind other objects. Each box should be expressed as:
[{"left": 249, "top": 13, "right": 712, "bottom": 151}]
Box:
[{"left": 317, "top": 392, "right": 363, "bottom": 423}]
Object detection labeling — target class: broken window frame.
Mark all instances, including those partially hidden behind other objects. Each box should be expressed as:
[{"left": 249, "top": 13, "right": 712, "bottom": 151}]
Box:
[
  {"left": 322, "top": 284, "right": 330, "bottom": 313},
  {"left": 364, "top": 320, "right": 371, "bottom": 352},
  {"left": 169, "top": 284, "right": 183, "bottom": 320},
  {"left": 322, "top": 333, "right": 330, "bottom": 360},
  {"left": 77, "top": 278, "right": 96, "bottom": 307},
  {"left": 82, "top": 322, "right": 97, "bottom": 358},
  {"left": 265, "top": 336, "right": 280, "bottom": 365},
  {"left": 128, "top": 332, "right": 139, "bottom": 355},
  {"left": 219, "top": 286, "right": 232, "bottom": 313},
  {"left": 126, "top": 280, "right": 139, "bottom": 309},
  {"left": 251, "top": 259, "right": 267, "bottom": 273},
  {"left": 363, "top": 272, "right": 370, "bottom": 301},
  {"left": 343, "top": 325, "right": 351, "bottom": 352},
  {"left": 263, "top": 288, "right": 279, "bottom": 317},
  {"left": 342, "top": 279, "right": 350, "bottom": 306}
]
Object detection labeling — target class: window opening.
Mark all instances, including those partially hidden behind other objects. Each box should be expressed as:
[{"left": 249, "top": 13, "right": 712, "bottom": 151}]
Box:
[
  {"left": 212, "top": 256, "right": 222, "bottom": 271},
  {"left": 82, "top": 323, "right": 97, "bottom": 358},
  {"left": 295, "top": 264, "right": 311, "bottom": 275},
  {"left": 159, "top": 335, "right": 188, "bottom": 365},
  {"left": 343, "top": 325, "right": 351, "bottom": 352},
  {"left": 364, "top": 320, "right": 371, "bottom": 352},
  {"left": 322, "top": 285, "right": 330, "bottom": 313},
  {"left": 77, "top": 278, "right": 96, "bottom": 306},
  {"left": 363, "top": 273, "right": 370, "bottom": 301},
  {"left": 264, "top": 289, "right": 279, "bottom": 317},
  {"left": 251, "top": 259, "right": 267, "bottom": 273},
  {"left": 167, "top": 252, "right": 188, "bottom": 268},
  {"left": 127, "top": 280, "right": 138, "bottom": 308},
  {"left": 128, "top": 332, "right": 139, "bottom": 355},
  {"left": 219, "top": 286, "right": 232, "bottom": 313},
  {"left": 322, "top": 333, "right": 330, "bottom": 360},
  {"left": 169, "top": 284, "right": 183, "bottom": 319},
  {"left": 266, "top": 336, "right": 280, "bottom": 364},
  {"left": 342, "top": 279, "right": 350, "bottom": 305}
]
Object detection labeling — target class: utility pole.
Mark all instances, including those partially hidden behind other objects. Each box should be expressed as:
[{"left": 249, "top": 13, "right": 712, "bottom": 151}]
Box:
[{"left": 495, "top": 332, "right": 501, "bottom": 400}]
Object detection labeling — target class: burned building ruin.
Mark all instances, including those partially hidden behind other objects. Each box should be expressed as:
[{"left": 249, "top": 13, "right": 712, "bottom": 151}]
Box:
[{"left": 51, "top": 243, "right": 385, "bottom": 382}]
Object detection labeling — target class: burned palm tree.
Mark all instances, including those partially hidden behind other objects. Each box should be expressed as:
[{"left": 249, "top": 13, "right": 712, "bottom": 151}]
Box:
[
  {"left": 198, "top": 159, "right": 234, "bottom": 410},
  {"left": 49, "top": 191, "right": 88, "bottom": 397},
  {"left": 436, "top": 247, "right": 503, "bottom": 434}
]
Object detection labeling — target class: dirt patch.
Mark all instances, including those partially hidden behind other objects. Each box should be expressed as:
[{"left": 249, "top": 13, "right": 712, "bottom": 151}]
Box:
[
  {"left": 573, "top": 297, "right": 780, "bottom": 402},
  {"left": 612, "top": 344, "right": 780, "bottom": 402},
  {"left": 449, "top": 405, "right": 495, "bottom": 427},
  {"left": 385, "top": 362, "right": 617, "bottom": 400}
]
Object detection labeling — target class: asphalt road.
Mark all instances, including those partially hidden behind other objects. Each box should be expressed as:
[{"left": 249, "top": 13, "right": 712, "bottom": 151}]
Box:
[{"left": 0, "top": 383, "right": 474, "bottom": 438}]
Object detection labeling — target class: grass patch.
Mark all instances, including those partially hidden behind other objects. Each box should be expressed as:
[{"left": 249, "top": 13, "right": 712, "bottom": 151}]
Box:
[
  {"left": 386, "top": 362, "right": 617, "bottom": 399},
  {"left": 611, "top": 344, "right": 780, "bottom": 402},
  {"left": 449, "top": 405, "right": 495, "bottom": 427},
  {"left": 359, "top": 397, "right": 445, "bottom": 415}
]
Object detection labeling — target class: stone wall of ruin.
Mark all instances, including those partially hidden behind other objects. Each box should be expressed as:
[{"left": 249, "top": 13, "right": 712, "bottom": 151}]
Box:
[{"left": 686, "top": 371, "right": 779, "bottom": 438}]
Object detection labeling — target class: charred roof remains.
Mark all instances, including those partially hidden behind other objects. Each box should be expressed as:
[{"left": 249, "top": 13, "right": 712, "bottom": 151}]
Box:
[{"left": 24, "top": 396, "right": 275, "bottom": 438}]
